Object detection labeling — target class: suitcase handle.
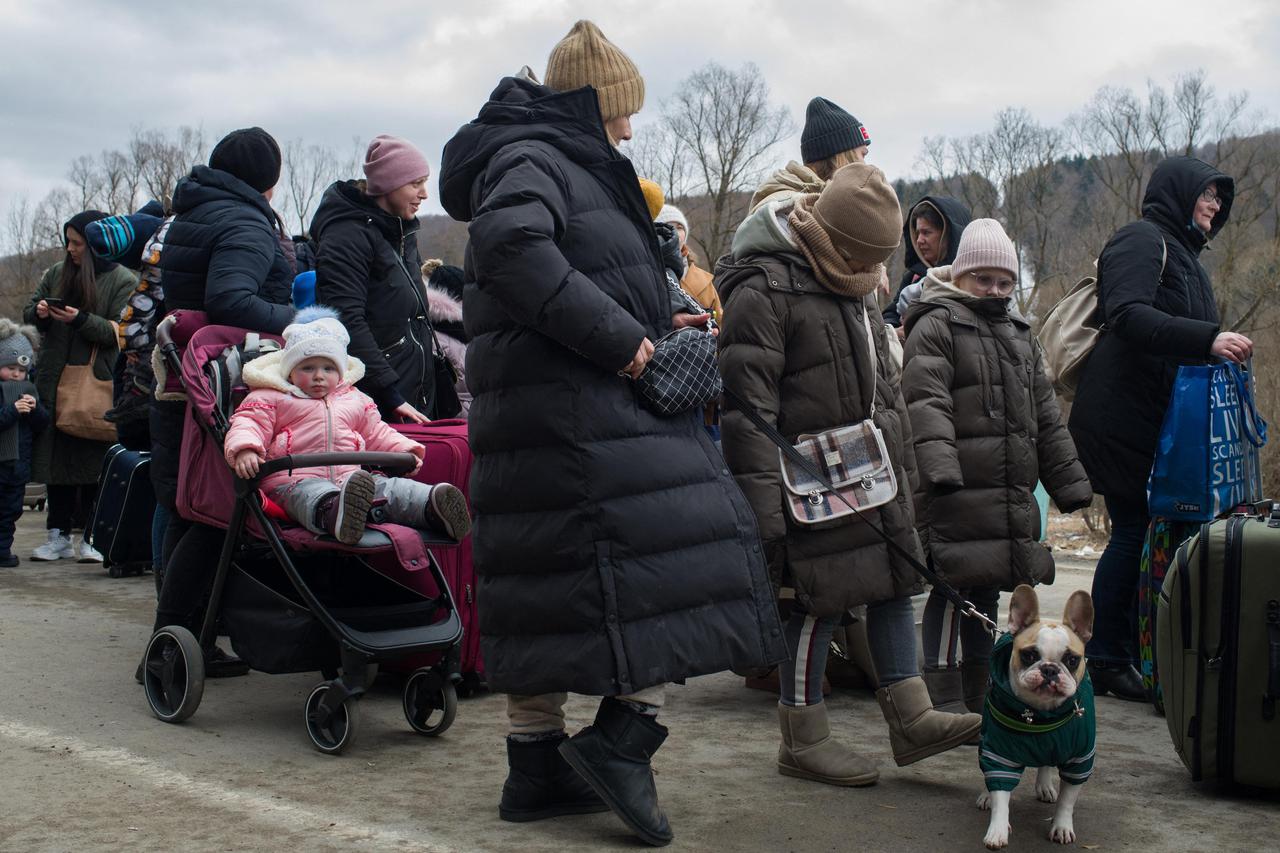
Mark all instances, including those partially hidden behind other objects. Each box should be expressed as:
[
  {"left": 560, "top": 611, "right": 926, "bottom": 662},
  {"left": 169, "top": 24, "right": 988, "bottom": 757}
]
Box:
[{"left": 1265, "top": 600, "right": 1279, "bottom": 721}]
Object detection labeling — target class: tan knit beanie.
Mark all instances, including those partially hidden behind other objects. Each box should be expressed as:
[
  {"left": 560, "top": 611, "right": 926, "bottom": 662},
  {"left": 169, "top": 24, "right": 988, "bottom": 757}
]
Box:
[
  {"left": 545, "top": 20, "right": 645, "bottom": 121},
  {"left": 952, "top": 218, "right": 1019, "bottom": 279},
  {"left": 811, "top": 163, "right": 902, "bottom": 267}
]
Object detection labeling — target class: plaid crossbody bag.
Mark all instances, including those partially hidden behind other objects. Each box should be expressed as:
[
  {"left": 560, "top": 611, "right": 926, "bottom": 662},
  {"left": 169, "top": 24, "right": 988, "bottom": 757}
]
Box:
[{"left": 779, "top": 304, "right": 897, "bottom": 524}]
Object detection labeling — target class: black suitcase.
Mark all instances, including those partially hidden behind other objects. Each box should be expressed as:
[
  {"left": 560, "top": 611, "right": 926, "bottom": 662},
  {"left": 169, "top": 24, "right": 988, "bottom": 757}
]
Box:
[{"left": 87, "top": 444, "right": 155, "bottom": 577}]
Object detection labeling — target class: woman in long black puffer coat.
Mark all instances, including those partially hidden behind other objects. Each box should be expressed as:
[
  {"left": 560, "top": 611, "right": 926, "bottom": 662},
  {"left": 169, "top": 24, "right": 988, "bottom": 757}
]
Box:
[
  {"left": 439, "top": 21, "right": 783, "bottom": 847},
  {"left": 1069, "top": 155, "right": 1249, "bottom": 700}
]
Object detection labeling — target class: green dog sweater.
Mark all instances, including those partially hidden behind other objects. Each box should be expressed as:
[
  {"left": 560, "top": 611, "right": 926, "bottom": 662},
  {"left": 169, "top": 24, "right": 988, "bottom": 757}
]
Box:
[{"left": 979, "top": 633, "right": 1096, "bottom": 792}]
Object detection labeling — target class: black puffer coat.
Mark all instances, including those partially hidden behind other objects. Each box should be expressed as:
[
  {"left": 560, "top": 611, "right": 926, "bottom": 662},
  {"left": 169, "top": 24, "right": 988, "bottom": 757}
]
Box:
[
  {"left": 151, "top": 165, "right": 294, "bottom": 508},
  {"left": 439, "top": 76, "right": 784, "bottom": 696},
  {"left": 311, "top": 181, "right": 438, "bottom": 419},
  {"left": 883, "top": 196, "right": 971, "bottom": 326},
  {"left": 1069, "top": 157, "right": 1232, "bottom": 505},
  {"left": 160, "top": 165, "right": 294, "bottom": 333},
  {"left": 902, "top": 271, "right": 1093, "bottom": 590}
]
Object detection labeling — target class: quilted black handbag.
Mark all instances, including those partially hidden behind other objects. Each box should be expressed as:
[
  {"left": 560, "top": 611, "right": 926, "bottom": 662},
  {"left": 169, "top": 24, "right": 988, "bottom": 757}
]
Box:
[{"left": 634, "top": 326, "right": 722, "bottom": 416}]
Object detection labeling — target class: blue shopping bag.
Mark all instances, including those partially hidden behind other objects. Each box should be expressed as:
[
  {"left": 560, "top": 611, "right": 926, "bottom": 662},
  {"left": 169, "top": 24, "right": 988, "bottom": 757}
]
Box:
[{"left": 1148, "top": 361, "right": 1267, "bottom": 521}]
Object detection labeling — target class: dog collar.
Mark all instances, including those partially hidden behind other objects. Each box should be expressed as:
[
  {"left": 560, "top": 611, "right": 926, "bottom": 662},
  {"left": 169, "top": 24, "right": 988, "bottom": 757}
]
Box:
[{"left": 986, "top": 696, "right": 1087, "bottom": 734}]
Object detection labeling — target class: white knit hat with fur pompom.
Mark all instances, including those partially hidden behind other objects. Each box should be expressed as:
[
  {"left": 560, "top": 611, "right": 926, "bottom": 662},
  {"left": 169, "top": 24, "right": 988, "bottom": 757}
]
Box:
[{"left": 280, "top": 305, "right": 350, "bottom": 382}]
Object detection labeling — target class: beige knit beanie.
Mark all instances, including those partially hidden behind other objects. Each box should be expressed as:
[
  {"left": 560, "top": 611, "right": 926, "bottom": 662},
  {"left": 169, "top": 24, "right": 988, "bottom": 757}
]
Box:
[
  {"left": 952, "top": 218, "right": 1019, "bottom": 279},
  {"left": 545, "top": 20, "right": 645, "bottom": 121},
  {"left": 811, "top": 163, "right": 902, "bottom": 267}
]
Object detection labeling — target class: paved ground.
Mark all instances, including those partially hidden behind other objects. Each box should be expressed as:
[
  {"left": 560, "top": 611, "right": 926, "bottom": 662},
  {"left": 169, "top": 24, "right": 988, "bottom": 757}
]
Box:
[{"left": 1, "top": 511, "right": 1277, "bottom": 853}]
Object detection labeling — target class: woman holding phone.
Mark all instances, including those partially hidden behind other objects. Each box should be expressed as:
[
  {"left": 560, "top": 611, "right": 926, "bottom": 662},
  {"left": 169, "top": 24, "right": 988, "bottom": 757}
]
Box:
[{"left": 24, "top": 211, "right": 137, "bottom": 562}]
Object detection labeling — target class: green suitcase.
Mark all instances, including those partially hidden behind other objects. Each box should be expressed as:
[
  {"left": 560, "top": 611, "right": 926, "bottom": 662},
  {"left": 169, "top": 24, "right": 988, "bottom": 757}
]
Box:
[{"left": 1157, "top": 511, "right": 1280, "bottom": 788}]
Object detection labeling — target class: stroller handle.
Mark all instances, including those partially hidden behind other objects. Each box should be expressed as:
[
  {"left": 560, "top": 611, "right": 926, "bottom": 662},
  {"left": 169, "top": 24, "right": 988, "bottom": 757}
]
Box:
[{"left": 255, "top": 452, "right": 420, "bottom": 479}]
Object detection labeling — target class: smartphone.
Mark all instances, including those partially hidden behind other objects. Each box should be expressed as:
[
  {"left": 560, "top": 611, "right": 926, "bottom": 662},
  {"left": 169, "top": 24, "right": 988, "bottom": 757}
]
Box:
[{"left": 44, "top": 297, "right": 68, "bottom": 310}]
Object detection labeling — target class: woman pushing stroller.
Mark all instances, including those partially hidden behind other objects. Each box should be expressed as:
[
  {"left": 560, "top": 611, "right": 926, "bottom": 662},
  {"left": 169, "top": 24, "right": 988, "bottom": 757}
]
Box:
[{"left": 223, "top": 306, "right": 470, "bottom": 544}]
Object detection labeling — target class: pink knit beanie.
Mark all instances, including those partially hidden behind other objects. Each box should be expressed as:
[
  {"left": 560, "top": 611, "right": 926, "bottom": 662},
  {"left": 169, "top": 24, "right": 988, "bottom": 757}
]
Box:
[
  {"left": 363, "top": 135, "right": 430, "bottom": 197},
  {"left": 952, "top": 218, "right": 1019, "bottom": 279}
]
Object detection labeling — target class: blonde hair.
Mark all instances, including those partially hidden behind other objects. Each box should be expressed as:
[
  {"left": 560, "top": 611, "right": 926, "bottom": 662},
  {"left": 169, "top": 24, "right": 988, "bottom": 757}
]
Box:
[
  {"left": 421, "top": 258, "right": 444, "bottom": 279},
  {"left": 805, "top": 149, "right": 865, "bottom": 182}
]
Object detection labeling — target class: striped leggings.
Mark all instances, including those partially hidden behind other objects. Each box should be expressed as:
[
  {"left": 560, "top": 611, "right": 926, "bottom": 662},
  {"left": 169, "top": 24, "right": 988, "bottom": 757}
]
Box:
[
  {"left": 779, "top": 597, "right": 921, "bottom": 706},
  {"left": 920, "top": 586, "right": 999, "bottom": 668}
]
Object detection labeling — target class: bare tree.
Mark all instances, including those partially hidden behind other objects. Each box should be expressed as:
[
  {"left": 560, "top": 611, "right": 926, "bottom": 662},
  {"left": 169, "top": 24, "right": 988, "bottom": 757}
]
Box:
[
  {"left": 643, "top": 62, "right": 793, "bottom": 262},
  {"left": 282, "top": 139, "right": 340, "bottom": 235},
  {"left": 626, "top": 124, "right": 694, "bottom": 202},
  {"left": 67, "top": 155, "right": 105, "bottom": 211},
  {"left": 99, "top": 148, "right": 142, "bottom": 213},
  {"left": 132, "top": 125, "right": 206, "bottom": 206}
]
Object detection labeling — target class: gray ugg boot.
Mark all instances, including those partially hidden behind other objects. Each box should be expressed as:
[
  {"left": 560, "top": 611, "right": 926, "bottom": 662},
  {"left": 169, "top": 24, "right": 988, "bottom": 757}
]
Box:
[
  {"left": 776, "top": 702, "right": 879, "bottom": 786},
  {"left": 961, "top": 658, "right": 991, "bottom": 714},
  {"left": 922, "top": 665, "right": 971, "bottom": 714},
  {"left": 876, "top": 676, "right": 983, "bottom": 766}
]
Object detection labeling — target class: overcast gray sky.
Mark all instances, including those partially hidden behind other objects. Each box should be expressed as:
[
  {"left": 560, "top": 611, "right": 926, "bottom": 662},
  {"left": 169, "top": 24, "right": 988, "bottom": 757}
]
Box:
[{"left": 2, "top": 0, "right": 1278, "bottom": 230}]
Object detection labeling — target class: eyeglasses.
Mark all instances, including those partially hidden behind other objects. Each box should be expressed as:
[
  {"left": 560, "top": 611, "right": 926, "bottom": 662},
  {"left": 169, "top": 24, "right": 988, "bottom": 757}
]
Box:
[
  {"left": 1199, "top": 188, "right": 1223, "bottom": 206},
  {"left": 967, "top": 272, "right": 1017, "bottom": 294}
]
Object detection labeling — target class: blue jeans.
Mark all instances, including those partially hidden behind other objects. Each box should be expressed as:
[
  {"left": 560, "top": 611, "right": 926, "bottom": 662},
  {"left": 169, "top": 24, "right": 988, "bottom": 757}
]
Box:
[
  {"left": 865, "top": 596, "right": 921, "bottom": 684},
  {"left": 1087, "top": 495, "right": 1149, "bottom": 666}
]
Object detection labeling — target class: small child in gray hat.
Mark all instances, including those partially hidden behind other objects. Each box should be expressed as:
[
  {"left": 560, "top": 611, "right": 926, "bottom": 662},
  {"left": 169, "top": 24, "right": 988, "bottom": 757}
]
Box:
[{"left": 0, "top": 319, "right": 50, "bottom": 567}]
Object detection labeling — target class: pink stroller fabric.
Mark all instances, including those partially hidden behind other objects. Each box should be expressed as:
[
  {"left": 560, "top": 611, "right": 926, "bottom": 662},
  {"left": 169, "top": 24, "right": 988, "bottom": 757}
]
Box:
[{"left": 175, "top": 323, "right": 279, "bottom": 528}]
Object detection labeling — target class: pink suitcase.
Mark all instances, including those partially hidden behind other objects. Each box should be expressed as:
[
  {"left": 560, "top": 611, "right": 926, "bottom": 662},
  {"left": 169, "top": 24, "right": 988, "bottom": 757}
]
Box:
[{"left": 390, "top": 420, "right": 484, "bottom": 691}]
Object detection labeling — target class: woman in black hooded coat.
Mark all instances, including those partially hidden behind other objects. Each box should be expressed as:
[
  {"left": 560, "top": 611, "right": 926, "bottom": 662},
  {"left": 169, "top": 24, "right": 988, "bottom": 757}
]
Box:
[
  {"left": 439, "top": 26, "right": 784, "bottom": 840},
  {"left": 1069, "top": 155, "right": 1249, "bottom": 699}
]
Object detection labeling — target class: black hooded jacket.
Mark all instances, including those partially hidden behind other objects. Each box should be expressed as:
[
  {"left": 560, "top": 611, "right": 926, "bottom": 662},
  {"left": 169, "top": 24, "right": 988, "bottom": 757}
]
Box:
[
  {"left": 311, "top": 180, "right": 436, "bottom": 418},
  {"left": 159, "top": 165, "right": 294, "bottom": 333},
  {"left": 883, "top": 196, "right": 972, "bottom": 326},
  {"left": 438, "top": 76, "right": 784, "bottom": 696},
  {"left": 1069, "top": 156, "right": 1233, "bottom": 505}
]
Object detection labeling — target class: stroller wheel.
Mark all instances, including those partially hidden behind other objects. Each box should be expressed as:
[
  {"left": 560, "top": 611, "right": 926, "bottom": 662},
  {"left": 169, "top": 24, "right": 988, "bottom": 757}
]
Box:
[
  {"left": 403, "top": 668, "right": 457, "bottom": 737},
  {"left": 142, "top": 627, "right": 205, "bottom": 723},
  {"left": 305, "top": 683, "right": 359, "bottom": 755},
  {"left": 106, "top": 562, "right": 122, "bottom": 579}
]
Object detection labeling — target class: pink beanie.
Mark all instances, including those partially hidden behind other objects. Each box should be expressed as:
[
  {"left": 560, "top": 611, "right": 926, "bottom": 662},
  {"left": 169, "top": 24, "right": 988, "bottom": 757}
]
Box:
[
  {"left": 363, "top": 135, "right": 430, "bottom": 196},
  {"left": 952, "top": 218, "right": 1019, "bottom": 279}
]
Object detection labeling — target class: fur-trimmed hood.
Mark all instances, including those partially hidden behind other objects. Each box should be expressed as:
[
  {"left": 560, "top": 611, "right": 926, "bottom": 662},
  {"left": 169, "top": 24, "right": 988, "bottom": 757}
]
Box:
[
  {"left": 425, "top": 284, "right": 463, "bottom": 325},
  {"left": 242, "top": 348, "right": 366, "bottom": 398}
]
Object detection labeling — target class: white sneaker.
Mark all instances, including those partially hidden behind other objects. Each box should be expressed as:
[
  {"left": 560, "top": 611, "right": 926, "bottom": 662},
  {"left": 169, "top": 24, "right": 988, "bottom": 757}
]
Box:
[
  {"left": 77, "top": 537, "right": 104, "bottom": 564},
  {"left": 32, "top": 529, "right": 74, "bottom": 561}
]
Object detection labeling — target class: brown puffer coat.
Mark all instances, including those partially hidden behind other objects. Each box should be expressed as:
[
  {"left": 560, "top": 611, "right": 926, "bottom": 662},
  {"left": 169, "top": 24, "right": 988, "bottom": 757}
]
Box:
[
  {"left": 901, "top": 268, "right": 1093, "bottom": 590},
  {"left": 719, "top": 244, "right": 924, "bottom": 619}
]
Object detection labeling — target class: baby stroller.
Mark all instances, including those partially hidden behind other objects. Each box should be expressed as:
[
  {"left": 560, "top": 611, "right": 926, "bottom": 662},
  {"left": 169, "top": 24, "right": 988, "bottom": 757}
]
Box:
[{"left": 141, "top": 312, "right": 464, "bottom": 754}]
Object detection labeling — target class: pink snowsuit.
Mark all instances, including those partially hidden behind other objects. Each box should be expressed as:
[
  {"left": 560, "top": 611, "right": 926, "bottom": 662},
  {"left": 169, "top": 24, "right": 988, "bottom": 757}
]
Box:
[{"left": 223, "top": 382, "right": 423, "bottom": 494}]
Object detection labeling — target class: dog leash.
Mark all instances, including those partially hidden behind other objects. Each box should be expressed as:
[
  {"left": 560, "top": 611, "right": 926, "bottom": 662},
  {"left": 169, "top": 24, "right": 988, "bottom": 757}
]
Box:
[{"left": 724, "top": 388, "right": 1001, "bottom": 638}]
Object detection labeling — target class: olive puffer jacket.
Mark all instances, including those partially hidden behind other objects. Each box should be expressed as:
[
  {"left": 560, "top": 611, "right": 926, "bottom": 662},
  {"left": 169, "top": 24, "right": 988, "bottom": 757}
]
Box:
[
  {"left": 718, "top": 201, "right": 924, "bottom": 618},
  {"left": 902, "top": 268, "right": 1093, "bottom": 590}
]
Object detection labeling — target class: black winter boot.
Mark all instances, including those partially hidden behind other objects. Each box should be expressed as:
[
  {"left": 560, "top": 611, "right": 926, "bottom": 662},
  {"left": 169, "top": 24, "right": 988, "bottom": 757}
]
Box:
[
  {"left": 499, "top": 735, "right": 609, "bottom": 822},
  {"left": 558, "top": 699, "right": 674, "bottom": 847}
]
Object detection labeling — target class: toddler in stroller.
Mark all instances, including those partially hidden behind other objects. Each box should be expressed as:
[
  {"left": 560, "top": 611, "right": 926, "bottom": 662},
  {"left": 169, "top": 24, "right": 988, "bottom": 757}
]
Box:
[
  {"left": 141, "top": 307, "right": 471, "bottom": 753},
  {"left": 223, "top": 306, "right": 471, "bottom": 545}
]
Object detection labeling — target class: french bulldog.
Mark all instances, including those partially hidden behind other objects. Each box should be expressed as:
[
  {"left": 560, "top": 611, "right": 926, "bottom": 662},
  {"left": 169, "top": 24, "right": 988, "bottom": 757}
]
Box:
[{"left": 977, "top": 584, "right": 1096, "bottom": 849}]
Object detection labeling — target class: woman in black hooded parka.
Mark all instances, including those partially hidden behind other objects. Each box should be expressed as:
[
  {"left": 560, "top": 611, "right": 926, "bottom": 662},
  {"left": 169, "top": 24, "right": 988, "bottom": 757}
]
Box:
[
  {"left": 1070, "top": 155, "right": 1250, "bottom": 700},
  {"left": 439, "top": 21, "right": 783, "bottom": 847}
]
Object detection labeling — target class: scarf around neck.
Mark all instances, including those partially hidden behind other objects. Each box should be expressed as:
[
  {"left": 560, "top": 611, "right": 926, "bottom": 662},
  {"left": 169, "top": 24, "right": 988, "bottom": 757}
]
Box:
[{"left": 788, "top": 195, "right": 884, "bottom": 298}]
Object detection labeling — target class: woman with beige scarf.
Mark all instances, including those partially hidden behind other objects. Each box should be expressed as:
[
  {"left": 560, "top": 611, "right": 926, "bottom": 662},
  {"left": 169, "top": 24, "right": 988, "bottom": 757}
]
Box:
[{"left": 718, "top": 163, "right": 981, "bottom": 787}]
